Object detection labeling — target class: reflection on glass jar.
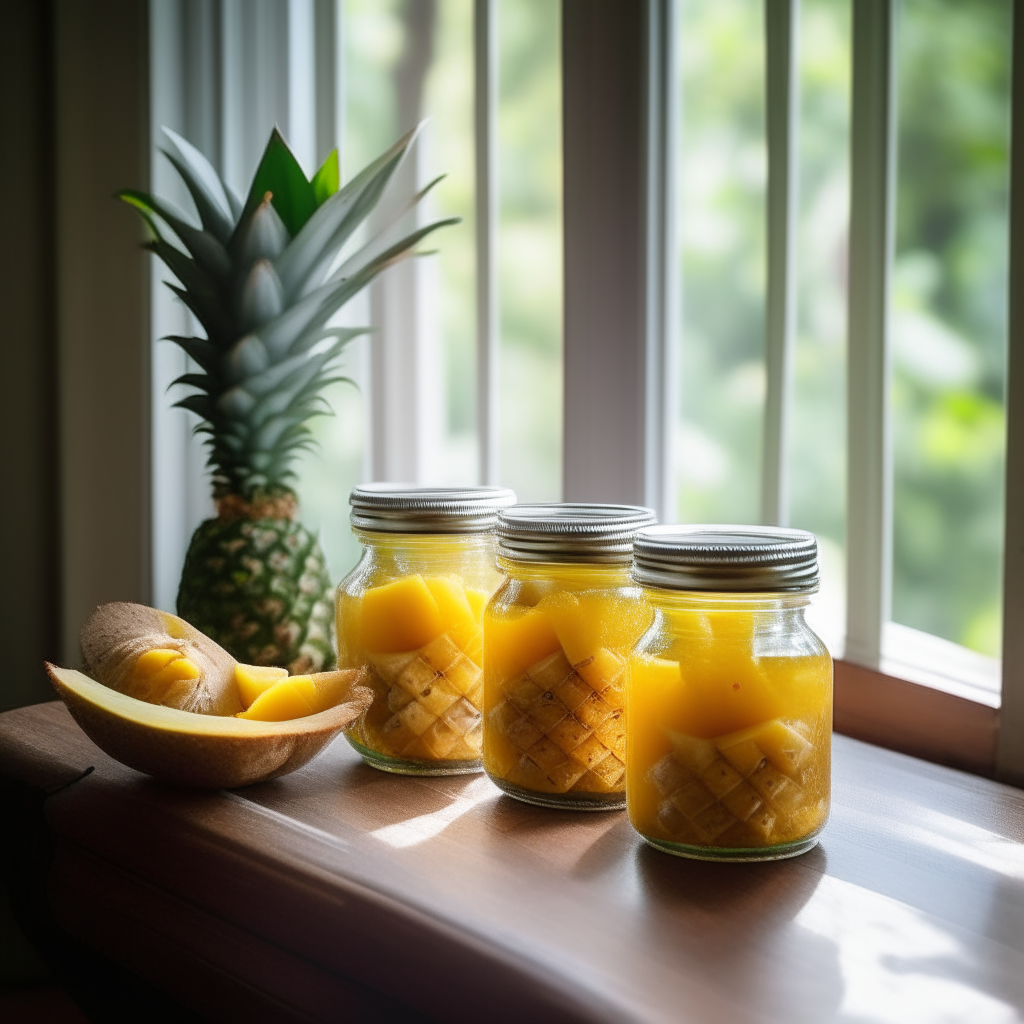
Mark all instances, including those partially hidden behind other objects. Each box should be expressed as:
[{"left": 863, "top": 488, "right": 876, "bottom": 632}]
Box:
[
  {"left": 627, "top": 525, "right": 832, "bottom": 861},
  {"left": 336, "top": 484, "right": 515, "bottom": 776},
  {"left": 483, "top": 504, "right": 657, "bottom": 810}
]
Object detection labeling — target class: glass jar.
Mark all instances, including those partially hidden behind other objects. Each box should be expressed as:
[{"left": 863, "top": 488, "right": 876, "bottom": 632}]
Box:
[
  {"left": 336, "top": 484, "right": 515, "bottom": 775},
  {"left": 627, "top": 525, "right": 832, "bottom": 861},
  {"left": 483, "top": 504, "right": 658, "bottom": 810}
]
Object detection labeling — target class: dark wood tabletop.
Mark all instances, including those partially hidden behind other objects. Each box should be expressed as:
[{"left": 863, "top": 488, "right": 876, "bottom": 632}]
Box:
[{"left": 2, "top": 701, "right": 1024, "bottom": 1023}]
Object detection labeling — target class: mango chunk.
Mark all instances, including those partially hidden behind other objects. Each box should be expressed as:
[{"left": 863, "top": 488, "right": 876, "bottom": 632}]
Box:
[
  {"left": 485, "top": 607, "right": 562, "bottom": 684},
  {"left": 465, "top": 588, "right": 489, "bottom": 621},
  {"left": 539, "top": 591, "right": 654, "bottom": 667},
  {"left": 134, "top": 648, "right": 182, "bottom": 678},
  {"left": 360, "top": 575, "right": 444, "bottom": 654},
  {"left": 235, "top": 663, "right": 289, "bottom": 709},
  {"left": 130, "top": 652, "right": 201, "bottom": 704},
  {"left": 424, "top": 576, "right": 481, "bottom": 662},
  {"left": 238, "top": 675, "right": 318, "bottom": 721}
]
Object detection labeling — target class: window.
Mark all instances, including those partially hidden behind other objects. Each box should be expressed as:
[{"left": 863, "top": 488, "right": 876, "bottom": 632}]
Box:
[
  {"left": 150, "top": 0, "right": 562, "bottom": 601},
  {"left": 145, "top": 0, "right": 1022, "bottom": 778}
]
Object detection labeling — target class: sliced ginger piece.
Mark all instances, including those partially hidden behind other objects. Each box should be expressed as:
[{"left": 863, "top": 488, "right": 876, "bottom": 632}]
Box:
[
  {"left": 234, "top": 663, "right": 289, "bottom": 709},
  {"left": 81, "top": 602, "right": 241, "bottom": 715}
]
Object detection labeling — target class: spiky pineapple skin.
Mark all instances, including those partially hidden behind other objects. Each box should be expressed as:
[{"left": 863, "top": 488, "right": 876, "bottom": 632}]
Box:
[{"left": 177, "top": 515, "right": 335, "bottom": 673}]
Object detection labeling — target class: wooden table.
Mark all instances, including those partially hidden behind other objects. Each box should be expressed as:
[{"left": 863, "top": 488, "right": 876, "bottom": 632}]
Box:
[{"left": 2, "top": 701, "right": 1024, "bottom": 1023}]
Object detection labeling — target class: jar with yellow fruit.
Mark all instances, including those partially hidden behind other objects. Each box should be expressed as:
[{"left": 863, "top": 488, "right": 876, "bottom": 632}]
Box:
[
  {"left": 483, "top": 504, "right": 657, "bottom": 809},
  {"left": 336, "top": 484, "right": 516, "bottom": 775},
  {"left": 627, "top": 525, "right": 831, "bottom": 861}
]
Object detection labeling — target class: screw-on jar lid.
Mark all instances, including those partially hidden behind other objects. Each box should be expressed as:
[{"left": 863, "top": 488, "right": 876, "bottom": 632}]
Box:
[
  {"left": 497, "top": 503, "right": 658, "bottom": 563},
  {"left": 632, "top": 525, "right": 819, "bottom": 592},
  {"left": 350, "top": 483, "right": 517, "bottom": 534}
]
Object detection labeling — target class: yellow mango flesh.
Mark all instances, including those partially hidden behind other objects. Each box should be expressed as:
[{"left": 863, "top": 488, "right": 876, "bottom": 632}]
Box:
[
  {"left": 424, "top": 576, "right": 482, "bottom": 661},
  {"left": 234, "top": 663, "right": 289, "bottom": 709},
  {"left": 538, "top": 591, "right": 653, "bottom": 667},
  {"left": 465, "top": 588, "right": 488, "bottom": 621},
  {"left": 238, "top": 675, "right": 318, "bottom": 721},
  {"left": 237, "top": 670, "right": 359, "bottom": 722},
  {"left": 358, "top": 575, "right": 444, "bottom": 654},
  {"left": 128, "top": 648, "right": 201, "bottom": 704},
  {"left": 483, "top": 607, "right": 562, "bottom": 687},
  {"left": 134, "top": 648, "right": 182, "bottom": 677}
]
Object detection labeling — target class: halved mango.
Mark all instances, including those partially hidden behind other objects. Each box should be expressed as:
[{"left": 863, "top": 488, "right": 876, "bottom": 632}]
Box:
[
  {"left": 234, "top": 663, "right": 289, "bottom": 709},
  {"left": 46, "top": 664, "right": 372, "bottom": 789},
  {"left": 359, "top": 575, "right": 444, "bottom": 653},
  {"left": 484, "top": 607, "right": 562, "bottom": 684}
]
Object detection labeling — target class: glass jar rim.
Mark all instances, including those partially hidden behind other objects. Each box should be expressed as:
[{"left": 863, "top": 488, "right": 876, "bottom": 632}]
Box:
[
  {"left": 350, "top": 483, "right": 516, "bottom": 534},
  {"left": 632, "top": 524, "right": 819, "bottom": 593},
  {"left": 497, "top": 503, "right": 657, "bottom": 563}
]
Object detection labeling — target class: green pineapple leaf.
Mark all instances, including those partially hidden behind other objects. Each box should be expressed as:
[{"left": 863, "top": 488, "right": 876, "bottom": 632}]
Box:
[
  {"left": 169, "top": 372, "right": 215, "bottom": 394},
  {"left": 119, "top": 189, "right": 231, "bottom": 280},
  {"left": 311, "top": 150, "right": 339, "bottom": 207},
  {"left": 242, "top": 127, "right": 316, "bottom": 238},
  {"left": 162, "top": 335, "right": 221, "bottom": 374},
  {"left": 161, "top": 127, "right": 236, "bottom": 243},
  {"left": 275, "top": 124, "right": 423, "bottom": 299}
]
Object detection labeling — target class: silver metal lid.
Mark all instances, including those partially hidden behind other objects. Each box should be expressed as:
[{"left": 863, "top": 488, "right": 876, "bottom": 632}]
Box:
[
  {"left": 497, "top": 504, "right": 658, "bottom": 563},
  {"left": 350, "top": 483, "right": 517, "bottom": 534},
  {"left": 632, "top": 525, "right": 819, "bottom": 593}
]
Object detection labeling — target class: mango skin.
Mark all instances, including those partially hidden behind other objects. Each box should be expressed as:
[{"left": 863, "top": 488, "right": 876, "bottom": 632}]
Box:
[{"left": 47, "top": 664, "right": 372, "bottom": 789}]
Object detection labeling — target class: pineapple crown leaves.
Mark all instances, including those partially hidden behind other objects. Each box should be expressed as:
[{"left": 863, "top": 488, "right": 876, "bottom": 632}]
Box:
[{"left": 118, "top": 122, "right": 459, "bottom": 499}]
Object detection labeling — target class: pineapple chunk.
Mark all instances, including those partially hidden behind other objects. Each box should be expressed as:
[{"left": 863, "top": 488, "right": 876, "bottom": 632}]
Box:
[
  {"left": 360, "top": 575, "right": 444, "bottom": 654},
  {"left": 576, "top": 647, "right": 626, "bottom": 692},
  {"left": 234, "top": 663, "right": 289, "bottom": 709},
  {"left": 238, "top": 675, "right": 317, "bottom": 721}
]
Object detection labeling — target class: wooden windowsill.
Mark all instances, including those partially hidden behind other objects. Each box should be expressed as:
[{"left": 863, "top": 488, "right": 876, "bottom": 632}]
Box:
[
  {"left": 2, "top": 701, "right": 1024, "bottom": 1022},
  {"left": 834, "top": 658, "right": 999, "bottom": 777}
]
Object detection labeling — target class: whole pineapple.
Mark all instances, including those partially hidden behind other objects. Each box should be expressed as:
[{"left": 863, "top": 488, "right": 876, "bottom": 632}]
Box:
[{"left": 121, "top": 126, "right": 455, "bottom": 672}]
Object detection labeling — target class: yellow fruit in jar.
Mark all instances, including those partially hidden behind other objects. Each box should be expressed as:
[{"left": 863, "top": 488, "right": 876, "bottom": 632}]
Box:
[
  {"left": 359, "top": 575, "right": 444, "bottom": 653},
  {"left": 465, "top": 588, "right": 488, "bottom": 621},
  {"left": 485, "top": 606, "right": 562, "bottom": 685},
  {"left": 424, "top": 576, "right": 482, "bottom": 662},
  {"left": 539, "top": 591, "right": 653, "bottom": 667}
]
